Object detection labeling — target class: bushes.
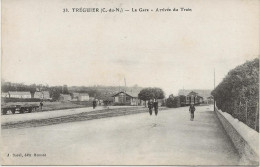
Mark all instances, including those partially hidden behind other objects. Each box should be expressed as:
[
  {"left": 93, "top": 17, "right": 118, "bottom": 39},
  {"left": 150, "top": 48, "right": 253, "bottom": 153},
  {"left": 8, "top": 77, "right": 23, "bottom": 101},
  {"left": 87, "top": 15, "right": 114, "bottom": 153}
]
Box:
[
  {"left": 166, "top": 96, "right": 180, "bottom": 108},
  {"left": 212, "top": 58, "right": 259, "bottom": 131}
]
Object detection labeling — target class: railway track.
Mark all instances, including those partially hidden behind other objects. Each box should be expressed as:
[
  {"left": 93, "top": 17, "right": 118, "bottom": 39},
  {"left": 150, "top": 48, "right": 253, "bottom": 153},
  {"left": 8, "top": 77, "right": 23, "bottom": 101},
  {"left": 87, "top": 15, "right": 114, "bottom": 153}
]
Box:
[{"left": 1, "top": 107, "right": 168, "bottom": 129}]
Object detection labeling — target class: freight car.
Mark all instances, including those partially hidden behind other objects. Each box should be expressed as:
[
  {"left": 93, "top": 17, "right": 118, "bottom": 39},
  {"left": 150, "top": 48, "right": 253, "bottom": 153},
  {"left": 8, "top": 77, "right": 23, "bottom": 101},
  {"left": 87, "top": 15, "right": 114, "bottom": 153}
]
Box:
[
  {"left": 1, "top": 104, "right": 39, "bottom": 115},
  {"left": 186, "top": 96, "right": 200, "bottom": 105},
  {"left": 182, "top": 91, "right": 203, "bottom": 106}
]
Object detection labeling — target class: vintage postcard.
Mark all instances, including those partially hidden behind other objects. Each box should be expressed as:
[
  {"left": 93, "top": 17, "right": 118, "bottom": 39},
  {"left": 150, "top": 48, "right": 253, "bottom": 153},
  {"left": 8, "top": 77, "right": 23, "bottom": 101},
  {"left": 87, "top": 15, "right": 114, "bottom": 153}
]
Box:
[{"left": 1, "top": 0, "right": 259, "bottom": 166}]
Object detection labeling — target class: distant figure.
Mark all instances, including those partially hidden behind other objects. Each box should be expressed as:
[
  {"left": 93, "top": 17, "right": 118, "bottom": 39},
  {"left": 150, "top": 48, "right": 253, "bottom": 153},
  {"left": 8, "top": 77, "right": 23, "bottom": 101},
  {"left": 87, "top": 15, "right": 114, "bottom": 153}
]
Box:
[
  {"left": 40, "top": 101, "right": 43, "bottom": 111},
  {"left": 148, "top": 99, "right": 153, "bottom": 115},
  {"left": 93, "top": 100, "right": 97, "bottom": 109},
  {"left": 153, "top": 99, "right": 159, "bottom": 116},
  {"left": 189, "top": 103, "right": 196, "bottom": 121}
]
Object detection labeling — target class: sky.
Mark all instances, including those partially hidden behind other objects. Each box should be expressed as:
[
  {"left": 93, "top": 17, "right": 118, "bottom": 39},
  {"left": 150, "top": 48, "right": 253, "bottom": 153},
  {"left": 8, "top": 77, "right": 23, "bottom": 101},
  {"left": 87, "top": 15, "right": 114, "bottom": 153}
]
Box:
[{"left": 1, "top": 0, "right": 259, "bottom": 95}]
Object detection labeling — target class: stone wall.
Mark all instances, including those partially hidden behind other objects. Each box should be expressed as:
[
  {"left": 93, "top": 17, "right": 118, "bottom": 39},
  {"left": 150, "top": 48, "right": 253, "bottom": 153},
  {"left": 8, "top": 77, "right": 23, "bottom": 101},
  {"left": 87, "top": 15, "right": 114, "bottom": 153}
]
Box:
[{"left": 215, "top": 108, "right": 259, "bottom": 165}]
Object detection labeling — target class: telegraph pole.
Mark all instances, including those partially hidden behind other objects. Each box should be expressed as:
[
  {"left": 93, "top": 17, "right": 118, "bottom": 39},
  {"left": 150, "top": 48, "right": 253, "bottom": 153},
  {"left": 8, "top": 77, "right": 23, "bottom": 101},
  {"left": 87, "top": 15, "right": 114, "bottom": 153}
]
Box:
[
  {"left": 124, "top": 77, "right": 127, "bottom": 103},
  {"left": 124, "top": 77, "right": 126, "bottom": 90},
  {"left": 214, "top": 68, "right": 216, "bottom": 111}
]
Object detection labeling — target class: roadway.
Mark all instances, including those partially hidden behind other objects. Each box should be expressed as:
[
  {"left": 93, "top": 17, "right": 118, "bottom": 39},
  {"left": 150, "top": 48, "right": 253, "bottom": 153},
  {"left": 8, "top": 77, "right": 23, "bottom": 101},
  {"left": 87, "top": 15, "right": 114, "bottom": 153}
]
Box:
[{"left": 1, "top": 105, "right": 241, "bottom": 165}]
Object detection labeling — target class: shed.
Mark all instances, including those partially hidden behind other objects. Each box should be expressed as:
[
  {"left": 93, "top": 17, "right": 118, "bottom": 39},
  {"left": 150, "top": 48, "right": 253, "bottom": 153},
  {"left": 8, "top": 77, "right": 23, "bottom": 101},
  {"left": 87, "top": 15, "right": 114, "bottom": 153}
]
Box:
[
  {"left": 112, "top": 91, "right": 139, "bottom": 106},
  {"left": 59, "top": 94, "right": 72, "bottom": 101},
  {"left": 8, "top": 91, "right": 31, "bottom": 99}
]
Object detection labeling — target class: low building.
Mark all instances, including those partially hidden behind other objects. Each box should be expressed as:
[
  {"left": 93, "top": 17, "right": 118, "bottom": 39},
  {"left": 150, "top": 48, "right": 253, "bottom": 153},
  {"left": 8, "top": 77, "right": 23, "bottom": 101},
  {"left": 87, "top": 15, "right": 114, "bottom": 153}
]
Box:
[
  {"left": 112, "top": 91, "right": 139, "bottom": 106},
  {"left": 71, "top": 93, "right": 80, "bottom": 101},
  {"left": 1, "top": 92, "right": 9, "bottom": 98},
  {"left": 34, "top": 91, "right": 51, "bottom": 99},
  {"left": 8, "top": 91, "right": 31, "bottom": 99},
  {"left": 34, "top": 91, "right": 42, "bottom": 99},
  {"left": 59, "top": 94, "right": 72, "bottom": 101},
  {"left": 72, "top": 93, "right": 90, "bottom": 101},
  {"left": 78, "top": 93, "right": 89, "bottom": 101},
  {"left": 42, "top": 91, "right": 50, "bottom": 99}
]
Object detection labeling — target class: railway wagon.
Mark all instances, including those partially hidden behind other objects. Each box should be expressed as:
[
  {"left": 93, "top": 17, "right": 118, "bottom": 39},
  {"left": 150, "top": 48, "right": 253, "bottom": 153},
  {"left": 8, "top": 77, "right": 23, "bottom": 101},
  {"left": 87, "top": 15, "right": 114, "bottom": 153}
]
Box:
[
  {"left": 1, "top": 104, "right": 39, "bottom": 115},
  {"left": 185, "top": 96, "right": 203, "bottom": 105},
  {"left": 185, "top": 91, "right": 203, "bottom": 106}
]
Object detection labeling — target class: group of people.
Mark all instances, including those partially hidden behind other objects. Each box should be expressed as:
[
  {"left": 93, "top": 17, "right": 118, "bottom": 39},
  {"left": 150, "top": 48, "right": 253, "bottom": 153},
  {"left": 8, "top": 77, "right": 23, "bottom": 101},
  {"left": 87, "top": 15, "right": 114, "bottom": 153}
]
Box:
[
  {"left": 147, "top": 99, "right": 196, "bottom": 121},
  {"left": 147, "top": 99, "right": 159, "bottom": 116}
]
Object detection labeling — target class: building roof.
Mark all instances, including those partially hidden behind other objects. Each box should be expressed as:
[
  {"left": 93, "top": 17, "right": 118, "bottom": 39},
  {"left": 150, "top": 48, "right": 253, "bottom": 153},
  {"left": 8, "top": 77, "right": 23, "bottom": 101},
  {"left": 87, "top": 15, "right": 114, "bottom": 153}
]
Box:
[
  {"left": 112, "top": 91, "right": 139, "bottom": 98},
  {"left": 126, "top": 91, "right": 139, "bottom": 98},
  {"left": 188, "top": 91, "right": 198, "bottom": 96},
  {"left": 9, "top": 91, "right": 31, "bottom": 95}
]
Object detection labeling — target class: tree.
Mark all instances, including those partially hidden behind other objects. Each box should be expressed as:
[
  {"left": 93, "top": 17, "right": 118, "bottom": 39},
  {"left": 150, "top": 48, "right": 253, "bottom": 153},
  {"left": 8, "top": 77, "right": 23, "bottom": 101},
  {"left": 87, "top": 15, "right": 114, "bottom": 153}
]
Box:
[
  {"left": 1, "top": 82, "right": 12, "bottom": 92},
  {"left": 138, "top": 88, "right": 152, "bottom": 106},
  {"left": 138, "top": 87, "right": 165, "bottom": 107},
  {"left": 49, "top": 86, "right": 62, "bottom": 101},
  {"left": 152, "top": 87, "right": 165, "bottom": 99},
  {"left": 62, "top": 85, "right": 69, "bottom": 94},
  {"left": 28, "top": 84, "right": 37, "bottom": 94}
]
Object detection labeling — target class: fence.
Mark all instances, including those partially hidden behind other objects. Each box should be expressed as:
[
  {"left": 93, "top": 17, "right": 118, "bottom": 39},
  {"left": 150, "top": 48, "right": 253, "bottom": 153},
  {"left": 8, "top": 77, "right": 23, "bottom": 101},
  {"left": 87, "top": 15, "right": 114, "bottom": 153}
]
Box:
[{"left": 232, "top": 102, "right": 259, "bottom": 132}]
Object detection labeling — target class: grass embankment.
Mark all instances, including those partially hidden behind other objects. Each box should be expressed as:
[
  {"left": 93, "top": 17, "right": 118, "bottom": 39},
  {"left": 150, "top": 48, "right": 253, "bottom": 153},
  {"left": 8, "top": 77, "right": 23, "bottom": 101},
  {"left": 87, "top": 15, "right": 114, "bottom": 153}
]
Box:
[
  {"left": 2, "top": 101, "right": 93, "bottom": 112},
  {"left": 2, "top": 107, "right": 168, "bottom": 129}
]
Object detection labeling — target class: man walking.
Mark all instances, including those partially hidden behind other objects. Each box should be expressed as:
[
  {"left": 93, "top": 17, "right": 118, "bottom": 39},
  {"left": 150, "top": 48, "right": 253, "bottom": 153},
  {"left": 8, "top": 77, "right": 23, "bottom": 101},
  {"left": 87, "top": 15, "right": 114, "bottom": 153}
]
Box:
[
  {"left": 148, "top": 99, "right": 153, "bottom": 115},
  {"left": 189, "top": 103, "right": 196, "bottom": 121},
  {"left": 153, "top": 99, "right": 159, "bottom": 116}
]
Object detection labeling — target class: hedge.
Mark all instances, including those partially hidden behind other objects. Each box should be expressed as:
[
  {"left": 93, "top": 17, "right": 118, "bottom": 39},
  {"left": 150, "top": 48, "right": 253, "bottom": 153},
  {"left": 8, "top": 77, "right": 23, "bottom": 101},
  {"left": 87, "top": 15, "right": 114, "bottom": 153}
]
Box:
[{"left": 211, "top": 58, "right": 259, "bottom": 131}]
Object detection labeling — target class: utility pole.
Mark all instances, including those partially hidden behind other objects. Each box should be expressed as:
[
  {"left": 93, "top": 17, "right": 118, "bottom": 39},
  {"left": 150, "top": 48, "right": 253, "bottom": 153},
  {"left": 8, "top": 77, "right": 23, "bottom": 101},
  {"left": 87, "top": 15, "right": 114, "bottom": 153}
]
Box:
[
  {"left": 124, "top": 77, "right": 127, "bottom": 103},
  {"left": 124, "top": 77, "right": 127, "bottom": 91},
  {"left": 214, "top": 68, "right": 216, "bottom": 111}
]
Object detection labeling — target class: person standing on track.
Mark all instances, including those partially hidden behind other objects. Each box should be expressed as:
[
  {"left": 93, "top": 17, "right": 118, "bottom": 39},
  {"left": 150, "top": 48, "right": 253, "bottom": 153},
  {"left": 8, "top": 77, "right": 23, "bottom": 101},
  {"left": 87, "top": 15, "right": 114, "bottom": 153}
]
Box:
[
  {"left": 148, "top": 99, "right": 153, "bottom": 115},
  {"left": 40, "top": 101, "right": 43, "bottom": 111},
  {"left": 93, "top": 99, "right": 97, "bottom": 109},
  {"left": 153, "top": 99, "right": 159, "bottom": 116},
  {"left": 189, "top": 103, "right": 196, "bottom": 121}
]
